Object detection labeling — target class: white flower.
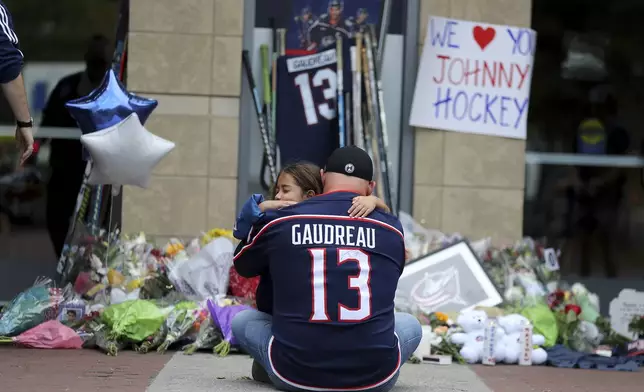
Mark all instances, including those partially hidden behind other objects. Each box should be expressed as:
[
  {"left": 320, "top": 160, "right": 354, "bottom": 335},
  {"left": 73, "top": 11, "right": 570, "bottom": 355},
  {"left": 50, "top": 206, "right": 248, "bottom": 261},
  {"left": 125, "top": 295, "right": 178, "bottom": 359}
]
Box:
[
  {"left": 429, "top": 334, "right": 443, "bottom": 346},
  {"left": 504, "top": 286, "right": 524, "bottom": 302},
  {"left": 546, "top": 281, "right": 559, "bottom": 293},
  {"left": 571, "top": 283, "right": 588, "bottom": 296},
  {"left": 588, "top": 293, "right": 600, "bottom": 310},
  {"left": 90, "top": 254, "right": 103, "bottom": 271}
]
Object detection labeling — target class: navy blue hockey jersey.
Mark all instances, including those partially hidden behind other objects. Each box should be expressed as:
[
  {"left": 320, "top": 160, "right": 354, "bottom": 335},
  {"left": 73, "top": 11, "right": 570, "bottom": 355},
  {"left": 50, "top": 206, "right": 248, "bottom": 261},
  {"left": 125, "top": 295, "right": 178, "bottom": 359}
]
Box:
[
  {"left": 276, "top": 40, "right": 354, "bottom": 168},
  {"left": 233, "top": 191, "right": 405, "bottom": 391},
  {"left": 0, "top": 1, "right": 24, "bottom": 84}
]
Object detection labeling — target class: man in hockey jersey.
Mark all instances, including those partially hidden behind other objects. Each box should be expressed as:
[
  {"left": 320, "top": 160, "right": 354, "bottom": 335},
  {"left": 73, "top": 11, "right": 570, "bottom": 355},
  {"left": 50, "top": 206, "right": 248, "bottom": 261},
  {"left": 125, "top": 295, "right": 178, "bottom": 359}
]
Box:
[
  {"left": 349, "top": 8, "right": 369, "bottom": 34},
  {"left": 294, "top": 7, "right": 316, "bottom": 49},
  {"left": 231, "top": 146, "right": 422, "bottom": 392},
  {"left": 307, "top": 0, "right": 353, "bottom": 50}
]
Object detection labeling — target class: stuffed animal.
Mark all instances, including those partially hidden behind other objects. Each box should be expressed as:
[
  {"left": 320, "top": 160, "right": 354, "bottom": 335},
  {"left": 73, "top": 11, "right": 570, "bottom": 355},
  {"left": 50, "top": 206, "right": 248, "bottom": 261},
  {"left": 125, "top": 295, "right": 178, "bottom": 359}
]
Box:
[
  {"left": 498, "top": 314, "right": 548, "bottom": 365},
  {"left": 449, "top": 309, "right": 505, "bottom": 364}
]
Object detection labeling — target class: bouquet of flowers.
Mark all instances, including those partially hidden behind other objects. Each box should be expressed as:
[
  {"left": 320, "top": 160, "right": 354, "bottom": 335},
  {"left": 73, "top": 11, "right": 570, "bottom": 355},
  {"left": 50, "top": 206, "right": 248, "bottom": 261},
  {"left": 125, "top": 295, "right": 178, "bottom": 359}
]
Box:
[
  {"left": 0, "top": 320, "right": 83, "bottom": 349},
  {"left": 102, "top": 300, "right": 168, "bottom": 345},
  {"left": 548, "top": 284, "right": 604, "bottom": 352},
  {"left": 156, "top": 302, "right": 201, "bottom": 354},
  {"left": 207, "top": 298, "right": 252, "bottom": 356},
  {"left": 480, "top": 247, "right": 513, "bottom": 297},
  {"left": 136, "top": 323, "right": 168, "bottom": 353},
  {"left": 201, "top": 228, "right": 235, "bottom": 245},
  {"left": 0, "top": 277, "right": 69, "bottom": 337},
  {"left": 167, "top": 237, "right": 234, "bottom": 301},
  {"left": 76, "top": 311, "right": 125, "bottom": 355},
  {"left": 182, "top": 312, "right": 222, "bottom": 354},
  {"left": 415, "top": 312, "right": 464, "bottom": 363}
]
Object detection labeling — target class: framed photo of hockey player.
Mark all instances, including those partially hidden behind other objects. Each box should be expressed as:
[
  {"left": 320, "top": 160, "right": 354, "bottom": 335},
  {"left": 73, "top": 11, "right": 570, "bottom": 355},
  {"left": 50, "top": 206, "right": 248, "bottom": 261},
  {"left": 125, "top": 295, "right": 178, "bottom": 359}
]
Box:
[
  {"left": 289, "top": 0, "right": 384, "bottom": 51},
  {"left": 395, "top": 241, "right": 503, "bottom": 314}
]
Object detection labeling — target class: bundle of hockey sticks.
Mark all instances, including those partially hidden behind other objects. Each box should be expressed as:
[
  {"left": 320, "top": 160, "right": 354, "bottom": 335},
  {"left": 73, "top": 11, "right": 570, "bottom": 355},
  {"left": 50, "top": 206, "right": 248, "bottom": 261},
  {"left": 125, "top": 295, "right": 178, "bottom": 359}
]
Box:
[
  {"left": 241, "top": 1, "right": 396, "bottom": 211},
  {"left": 343, "top": 25, "right": 396, "bottom": 212},
  {"left": 241, "top": 18, "right": 287, "bottom": 192}
]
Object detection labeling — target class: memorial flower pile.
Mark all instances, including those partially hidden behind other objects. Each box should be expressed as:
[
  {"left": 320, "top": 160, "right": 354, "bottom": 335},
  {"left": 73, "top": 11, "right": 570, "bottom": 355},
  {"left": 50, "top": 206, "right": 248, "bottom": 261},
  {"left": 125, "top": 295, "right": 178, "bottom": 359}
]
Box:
[
  {"left": 0, "top": 227, "right": 250, "bottom": 356},
  {"left": 400, "top": 213, "right": 639, "bottom": 363}
]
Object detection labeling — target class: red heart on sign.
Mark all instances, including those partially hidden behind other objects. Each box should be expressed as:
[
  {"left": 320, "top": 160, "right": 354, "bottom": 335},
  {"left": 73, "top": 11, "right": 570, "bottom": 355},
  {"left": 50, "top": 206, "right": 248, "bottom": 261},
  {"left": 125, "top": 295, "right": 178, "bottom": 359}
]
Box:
[{"left": 473, "top": 26, "right": 496, "bottom": 50}]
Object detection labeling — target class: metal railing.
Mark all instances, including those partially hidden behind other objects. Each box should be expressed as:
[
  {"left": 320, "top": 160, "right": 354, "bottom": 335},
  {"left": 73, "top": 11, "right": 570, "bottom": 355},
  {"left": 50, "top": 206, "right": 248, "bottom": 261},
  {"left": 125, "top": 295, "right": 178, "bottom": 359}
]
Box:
[
  {"left": 2, "top": 126, "right": 644, "bottom": 169},
  {"left": 0, "top": 125, "right": 80, "bottom": 140}
]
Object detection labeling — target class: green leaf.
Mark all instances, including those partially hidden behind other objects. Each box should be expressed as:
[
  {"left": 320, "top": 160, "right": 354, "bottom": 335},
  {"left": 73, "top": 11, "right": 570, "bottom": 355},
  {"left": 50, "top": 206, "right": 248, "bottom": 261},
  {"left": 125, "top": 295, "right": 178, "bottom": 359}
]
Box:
[{"left": 565, "top": 310, "right": 577, "bottom": 323}]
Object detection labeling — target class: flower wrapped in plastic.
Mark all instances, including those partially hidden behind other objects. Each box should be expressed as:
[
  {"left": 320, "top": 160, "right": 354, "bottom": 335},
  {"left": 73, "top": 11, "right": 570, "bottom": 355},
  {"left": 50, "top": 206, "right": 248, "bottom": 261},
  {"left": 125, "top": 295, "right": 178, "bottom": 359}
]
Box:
[
  {"left": 201, "top": 228, "right": 234, "bottom": 246},
  {"left": 0, "top": 277, "right": 69, "bottom": 336},
  {"left": 398, "top": 211, "right": 445, "bottom": 259},
  {"left": 0, "top": 320, "right": 83, "bottom": 349},
  {"left": 136, "top": 323, "right": 168, "bottom": 353},
  {"left": 101, "top": 299, "right": 169, "bottom": 344},
  {"left": 157, "top": 301, "right": 201, "bottom": 354},
  {"left": 168, "top": 237, "right": 234, "bottom": 300},
  {"left": 182, "top": 308, "right": 223, "bottom": 354},
  {"left": 73, "top": 311, "right": 125, "bottom": 355},
  {"left": 480, "top": 247, "right": 514, "bottom": 296},
  {"left": 207, "top": 298, "right": 252, "bottom": 356}
]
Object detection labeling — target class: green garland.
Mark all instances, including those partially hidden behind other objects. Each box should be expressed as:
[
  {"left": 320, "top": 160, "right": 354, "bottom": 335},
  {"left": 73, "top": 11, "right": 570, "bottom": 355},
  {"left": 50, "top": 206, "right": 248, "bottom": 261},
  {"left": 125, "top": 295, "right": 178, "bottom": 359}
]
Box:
[{"left": 629, "top": 315, "right": 644, "bottom": 337}]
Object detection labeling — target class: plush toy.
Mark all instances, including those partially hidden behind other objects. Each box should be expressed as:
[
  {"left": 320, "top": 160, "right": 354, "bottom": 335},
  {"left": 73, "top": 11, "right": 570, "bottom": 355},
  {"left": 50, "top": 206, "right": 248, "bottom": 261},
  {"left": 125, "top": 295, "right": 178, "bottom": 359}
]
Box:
[
  {"left": 449, "top": 309, "right": 505, "bottom": 364},
  {"left": 498, "top": 314, "right": 548, "bottom": 365}
]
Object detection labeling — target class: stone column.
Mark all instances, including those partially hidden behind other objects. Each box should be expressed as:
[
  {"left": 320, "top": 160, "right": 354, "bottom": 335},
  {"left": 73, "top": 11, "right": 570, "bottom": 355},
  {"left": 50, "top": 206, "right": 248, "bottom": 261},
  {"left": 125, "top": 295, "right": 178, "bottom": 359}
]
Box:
[
  {"left": 413, "top": 0, "right": 530, "bottom": 243},
  {"left": 124, "top": 0, "right": 243, "bottom": 241}
]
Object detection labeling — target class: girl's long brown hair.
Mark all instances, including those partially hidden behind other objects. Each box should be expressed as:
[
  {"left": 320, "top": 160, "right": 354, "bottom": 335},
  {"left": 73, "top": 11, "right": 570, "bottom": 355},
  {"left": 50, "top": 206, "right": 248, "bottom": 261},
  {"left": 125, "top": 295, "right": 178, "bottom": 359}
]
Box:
[{"left": 272, "top": 162, "right": 323, "bottom": 199}]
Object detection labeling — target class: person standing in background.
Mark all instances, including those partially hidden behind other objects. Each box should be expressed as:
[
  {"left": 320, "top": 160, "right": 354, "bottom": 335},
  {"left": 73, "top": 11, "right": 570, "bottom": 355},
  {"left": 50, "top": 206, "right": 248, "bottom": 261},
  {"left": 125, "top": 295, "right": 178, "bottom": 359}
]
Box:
[
  {"left": 42, "top": 34, "right": 110, "bottom": 259},
  {"left": 0, "top": 0, "right": 34, "bottom": 166}
]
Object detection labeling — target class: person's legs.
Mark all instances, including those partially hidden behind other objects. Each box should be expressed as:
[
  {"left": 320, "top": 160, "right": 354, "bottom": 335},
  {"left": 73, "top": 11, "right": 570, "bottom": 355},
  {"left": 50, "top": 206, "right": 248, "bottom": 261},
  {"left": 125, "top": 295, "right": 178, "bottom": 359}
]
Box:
[
  {"left": 230, "top": 309, "right": 301, "bottom": 391},
  {"left": 367, "top": 312, "right": 422, "bottom": 392},
  {"left": 395, "top": 312, "right": 423, "bottom": 362}
]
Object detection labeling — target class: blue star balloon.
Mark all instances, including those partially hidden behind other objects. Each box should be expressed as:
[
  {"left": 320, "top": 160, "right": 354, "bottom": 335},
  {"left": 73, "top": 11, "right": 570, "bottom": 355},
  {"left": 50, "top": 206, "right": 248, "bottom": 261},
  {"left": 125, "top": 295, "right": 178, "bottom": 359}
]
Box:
[{"left": 65, "top": 69, "right": 158, "bottom": 135}]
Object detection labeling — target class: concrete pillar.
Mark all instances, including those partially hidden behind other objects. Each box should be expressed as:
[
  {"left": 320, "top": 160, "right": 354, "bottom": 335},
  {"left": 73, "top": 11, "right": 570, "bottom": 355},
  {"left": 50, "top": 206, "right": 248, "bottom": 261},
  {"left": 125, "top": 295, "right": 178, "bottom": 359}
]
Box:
[
  {"left": 123, "top": 0, "right": 243, "bottom": 241},
  {"left": 413, "top": 0, "right": 531, "bottom": 243}
]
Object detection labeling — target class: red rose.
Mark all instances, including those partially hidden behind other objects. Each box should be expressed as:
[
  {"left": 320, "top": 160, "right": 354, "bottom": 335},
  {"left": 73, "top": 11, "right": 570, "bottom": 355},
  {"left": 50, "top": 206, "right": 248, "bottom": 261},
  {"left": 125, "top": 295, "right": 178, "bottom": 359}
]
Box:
[{"left": 564, "top": 304, "right": 582, "bottom": 316}]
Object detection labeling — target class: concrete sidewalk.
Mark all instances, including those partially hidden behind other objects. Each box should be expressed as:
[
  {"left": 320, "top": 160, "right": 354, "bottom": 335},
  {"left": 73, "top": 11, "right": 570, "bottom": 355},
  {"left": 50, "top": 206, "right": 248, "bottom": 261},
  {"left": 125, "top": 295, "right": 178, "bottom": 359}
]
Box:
[{"left": 146, "top": 354, "right": 493, "bottom": 392}]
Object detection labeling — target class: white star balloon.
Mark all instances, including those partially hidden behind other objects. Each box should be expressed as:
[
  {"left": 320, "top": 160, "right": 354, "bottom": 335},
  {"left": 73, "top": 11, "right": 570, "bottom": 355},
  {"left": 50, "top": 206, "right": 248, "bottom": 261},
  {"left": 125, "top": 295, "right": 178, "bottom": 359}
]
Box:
[{"left": 80, "top": 113, "right": 175, "bottom": 188}]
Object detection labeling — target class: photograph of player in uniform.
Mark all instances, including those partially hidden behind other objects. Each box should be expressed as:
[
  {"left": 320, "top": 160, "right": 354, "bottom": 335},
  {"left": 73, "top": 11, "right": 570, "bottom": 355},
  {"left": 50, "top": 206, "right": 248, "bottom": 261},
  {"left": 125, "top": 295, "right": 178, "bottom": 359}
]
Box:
[
  {"left": 294, "top": 7, "right": 316, "bottom": 49},
  {"left": 349, "top": 8, "right": 369, "bottom": 33},
  {"left": 287, "top": 0, "right": 382, "bottom": 51}
]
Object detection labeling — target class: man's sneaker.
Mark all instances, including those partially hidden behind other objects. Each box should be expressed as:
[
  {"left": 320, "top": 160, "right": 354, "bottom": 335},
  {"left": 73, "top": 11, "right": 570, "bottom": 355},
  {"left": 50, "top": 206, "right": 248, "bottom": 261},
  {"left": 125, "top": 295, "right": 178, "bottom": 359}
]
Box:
[{"left": 251, "top": 360, "right": 271, "bottom": 384}]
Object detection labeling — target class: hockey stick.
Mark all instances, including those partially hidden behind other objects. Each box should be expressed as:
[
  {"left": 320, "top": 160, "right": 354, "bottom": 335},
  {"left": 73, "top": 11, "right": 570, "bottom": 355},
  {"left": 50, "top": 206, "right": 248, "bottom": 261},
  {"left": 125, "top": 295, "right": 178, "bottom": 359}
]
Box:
[
  {"left": 242, "top": 50, "right": 278, "bottom": 184},
  {"left": 368, "top": 25, "right": 395, "bottom": 211},
  {"left": 375, "top": 0, "right": 392, "bottom": 75},
  {"left": 258, "top": 44, "right": 272, "bottom": 192},
  {"left": 364, "top": 29, "right": 392, "bottom": 208},
  {"left": 345, "top": 90, "right": 352, "bottom": 146},
  {"left": 352, "top": 33, "right": 364, "bottom": 149},
  {"left": 270, "top": 18, "right": 278, "bottom": 144},
  {"left": 336, "top": 34, "right": 346, "bottom": 147},
  {"left": 360, "top": 41, "right": 384, "bottom": 199}
]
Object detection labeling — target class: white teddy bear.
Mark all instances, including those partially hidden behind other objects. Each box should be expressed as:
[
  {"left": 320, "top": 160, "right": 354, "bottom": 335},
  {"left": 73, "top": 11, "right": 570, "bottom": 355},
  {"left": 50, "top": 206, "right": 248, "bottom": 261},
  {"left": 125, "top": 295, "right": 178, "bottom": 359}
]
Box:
[
  {"left": 449, "top": 309, "right": 505, "bottom": 364},
  {"left": 498, "top": 314, "right": 548, "bottom": 365}
]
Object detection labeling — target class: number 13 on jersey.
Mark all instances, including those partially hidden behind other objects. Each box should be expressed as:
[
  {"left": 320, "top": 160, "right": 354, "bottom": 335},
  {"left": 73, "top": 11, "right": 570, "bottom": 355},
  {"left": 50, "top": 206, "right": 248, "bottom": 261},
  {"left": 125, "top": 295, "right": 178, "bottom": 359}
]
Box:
[
  {"left": 308, "top": 248, "right": 372, "bottom": 322},
  {"left": 294, "top": 68, "right": 337, "bottom": 126}
]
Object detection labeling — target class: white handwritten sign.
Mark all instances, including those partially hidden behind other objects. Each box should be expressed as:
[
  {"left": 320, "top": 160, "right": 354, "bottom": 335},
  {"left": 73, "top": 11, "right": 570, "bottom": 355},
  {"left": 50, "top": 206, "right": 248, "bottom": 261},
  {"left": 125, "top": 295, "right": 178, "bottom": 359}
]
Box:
[
  {"left": 609, "top": 289, "right": 644, "bottom": 339},
  {"left": 410, "top": 16, "right": 536, "bottom": 139}
]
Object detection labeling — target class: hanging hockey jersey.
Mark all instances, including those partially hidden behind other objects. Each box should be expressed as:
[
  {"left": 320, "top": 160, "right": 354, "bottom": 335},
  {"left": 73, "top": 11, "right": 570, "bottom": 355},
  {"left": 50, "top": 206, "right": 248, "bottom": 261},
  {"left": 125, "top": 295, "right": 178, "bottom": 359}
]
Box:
[{"left": 276, "top": 41, "right": 353, "bottom": 168}]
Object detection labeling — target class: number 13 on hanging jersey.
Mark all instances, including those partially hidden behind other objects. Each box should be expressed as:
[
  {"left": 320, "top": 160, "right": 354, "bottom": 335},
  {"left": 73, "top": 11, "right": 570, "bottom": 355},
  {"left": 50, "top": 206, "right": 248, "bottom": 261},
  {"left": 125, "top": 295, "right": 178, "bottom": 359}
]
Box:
[{"left": 276, "top": 46, "right": 351, "bottom": 168}]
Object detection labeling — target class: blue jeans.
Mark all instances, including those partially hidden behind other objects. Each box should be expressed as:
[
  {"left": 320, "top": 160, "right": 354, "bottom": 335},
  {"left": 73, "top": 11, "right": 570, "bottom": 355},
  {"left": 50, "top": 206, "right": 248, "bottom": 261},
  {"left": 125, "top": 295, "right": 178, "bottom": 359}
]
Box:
[{"left": 231, "top": 310, "right": 422, "bottom": 392}]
